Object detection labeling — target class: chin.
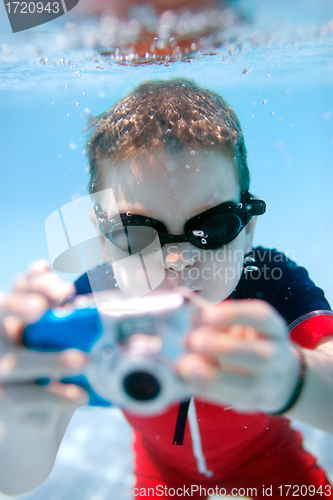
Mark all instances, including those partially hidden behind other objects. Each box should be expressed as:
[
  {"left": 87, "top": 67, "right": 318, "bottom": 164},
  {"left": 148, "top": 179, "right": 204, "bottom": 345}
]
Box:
[{"left": 199, "top": 287, "right": 233, "bottom": 304}]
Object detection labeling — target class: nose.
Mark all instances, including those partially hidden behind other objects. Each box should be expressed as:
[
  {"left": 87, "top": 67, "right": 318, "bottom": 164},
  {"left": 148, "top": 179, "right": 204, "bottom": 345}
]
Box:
[{"left": 163, "top": 243, "right": 199, "bottom": 272}]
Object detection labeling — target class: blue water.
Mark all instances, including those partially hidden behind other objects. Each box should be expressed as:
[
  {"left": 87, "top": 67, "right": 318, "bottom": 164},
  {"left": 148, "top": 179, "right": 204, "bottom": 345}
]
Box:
[{"left": 0, "top": 0, "right": 333, "bottom": 498}]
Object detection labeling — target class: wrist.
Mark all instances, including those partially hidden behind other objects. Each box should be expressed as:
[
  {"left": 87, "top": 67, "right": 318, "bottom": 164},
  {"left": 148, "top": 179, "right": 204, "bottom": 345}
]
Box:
[{"left": 269, "top": 344, "right": 307, "bottom": 416}]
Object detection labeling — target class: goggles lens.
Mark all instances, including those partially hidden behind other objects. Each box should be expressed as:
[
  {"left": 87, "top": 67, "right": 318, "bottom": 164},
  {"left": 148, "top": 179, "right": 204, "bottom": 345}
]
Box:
[
  {"left": 109, "top": 221, "right": 159, "bottom": 254},
  {"left": 190, "top": 213, "right": 243, "bottom": 248}
]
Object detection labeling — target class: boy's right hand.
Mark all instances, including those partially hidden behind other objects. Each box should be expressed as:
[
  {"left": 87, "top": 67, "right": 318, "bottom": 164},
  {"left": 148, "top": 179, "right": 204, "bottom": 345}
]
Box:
[{"left": 0, "top": 261, "right": 88, "bottom": 495}]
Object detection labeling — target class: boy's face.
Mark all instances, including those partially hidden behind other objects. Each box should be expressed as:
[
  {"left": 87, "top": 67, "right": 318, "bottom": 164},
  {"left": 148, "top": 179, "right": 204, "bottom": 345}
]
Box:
[{"left": 97, "top": 149, "right": 255, "bottom": 303}]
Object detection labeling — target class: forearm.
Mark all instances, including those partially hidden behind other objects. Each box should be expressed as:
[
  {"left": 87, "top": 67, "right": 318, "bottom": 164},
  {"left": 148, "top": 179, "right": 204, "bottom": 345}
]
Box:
[
  {"left": 285, "top": 348, "right": 333, "bottom": 432},
  {"left": 0, "top": 406, "right": 76, "bottom": 496}
]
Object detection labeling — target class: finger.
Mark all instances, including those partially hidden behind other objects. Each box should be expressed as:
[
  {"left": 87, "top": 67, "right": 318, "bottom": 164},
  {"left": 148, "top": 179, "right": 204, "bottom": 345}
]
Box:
[
  {"left": 47, "top": 381, "right": 89, "bottom": 404},
  {"left": 177, "top": 349, "right": 252, "bottom": 381},
  {"left": 2, "top": 315, "right": 25, "bottom": 342},
  {"left": 176, "top": 353, "right": 260, "bottom": 408},
  {"left": 0, "top": 348, "right": 87, "bottom": 383},
  {"left": 202, "top": 300, "right": 287, "bottom": 340},
  {"left": 14, "top": 272, "right": 75, "bottom": 304},
  {"left": 0, "top": 381, "right": 88, "bottom": 411},
  {"left": 187, "top": 325, "right": 261, "bottom": 351},
  {"left": 187, "top": 327, "right": 276, "bottom": 371},
  {"left": 0, "top": 292, "right": 49, "bottom": 324},
  {"left": 28, "top": 260, "right": 51, "bottom": 275},
  {"left": 176, "top": 352, "right": 218, "bottom": 382}
]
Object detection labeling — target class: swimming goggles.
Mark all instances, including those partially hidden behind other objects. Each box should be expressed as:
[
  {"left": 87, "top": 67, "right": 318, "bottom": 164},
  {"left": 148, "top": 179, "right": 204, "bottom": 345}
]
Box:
[{"left": 94, "top": 191, "right": 266, "bottom": 254}]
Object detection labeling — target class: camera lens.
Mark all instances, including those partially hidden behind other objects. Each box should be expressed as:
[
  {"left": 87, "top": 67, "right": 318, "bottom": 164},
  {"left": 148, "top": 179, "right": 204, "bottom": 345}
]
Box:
[{"left": 123, "top": 371, "right": 161, "bottom": 401}]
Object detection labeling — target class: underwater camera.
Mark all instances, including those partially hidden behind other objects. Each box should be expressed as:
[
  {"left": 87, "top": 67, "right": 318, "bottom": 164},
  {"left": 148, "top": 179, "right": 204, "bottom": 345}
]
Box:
[{"left": 23, "top": 291, "right": 201, "bottom": 414}]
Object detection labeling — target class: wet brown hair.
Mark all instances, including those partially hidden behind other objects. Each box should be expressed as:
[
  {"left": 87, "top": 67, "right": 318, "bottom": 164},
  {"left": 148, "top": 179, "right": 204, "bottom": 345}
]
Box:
[{"left": 86, "top": 79, "right": 250, "bottom": 194}]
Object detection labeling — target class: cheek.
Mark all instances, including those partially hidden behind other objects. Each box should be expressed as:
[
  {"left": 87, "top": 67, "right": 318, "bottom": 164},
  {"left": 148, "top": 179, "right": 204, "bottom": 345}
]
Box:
[
  {"left": 110, "top": 246, "right": 166, "bottom": 298},
  {"left": 197, "top": 235, "right": 246, "bottom": 303}
]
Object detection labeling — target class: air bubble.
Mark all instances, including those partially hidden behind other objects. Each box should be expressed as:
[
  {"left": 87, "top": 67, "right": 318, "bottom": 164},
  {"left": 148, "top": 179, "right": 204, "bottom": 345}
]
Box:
[
  {"left": 102, "top": 347, "right": 114, "bottom": 360},
  {"left": 241, "top": 67, "right": 252, "bottom": 75},
  {"left": 166, "top": 160, "right": 177, "bottom": 172},
  {"left": 263, "top": 100, "right": 267, "bottom": 104},
  {"left": 190, "top": 150, "right": 196, "bottom": 155},
  {"left": 201, "top": 238, "right": 207, "bottom": 244},
  {"left": 2, "top": 44, "right": 11, "bottom": 54}
]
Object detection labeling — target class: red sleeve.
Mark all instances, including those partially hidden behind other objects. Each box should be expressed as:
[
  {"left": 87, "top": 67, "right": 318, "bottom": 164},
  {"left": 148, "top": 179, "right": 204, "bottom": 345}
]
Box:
[{"left": 288, "top": 311, "right": 333, "bottom": 349}]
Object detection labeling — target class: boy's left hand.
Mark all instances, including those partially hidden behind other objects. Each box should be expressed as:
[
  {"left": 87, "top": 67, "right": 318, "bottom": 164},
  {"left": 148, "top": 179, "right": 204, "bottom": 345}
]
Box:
[{"left": 176, "top": 299, "right": 301, "bottom": 413}]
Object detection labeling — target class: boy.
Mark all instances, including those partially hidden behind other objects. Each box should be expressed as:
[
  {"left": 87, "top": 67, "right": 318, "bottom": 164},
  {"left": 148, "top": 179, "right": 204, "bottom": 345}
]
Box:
[{"left": 1, "top": 80, "right": 333, "bottom": 499}]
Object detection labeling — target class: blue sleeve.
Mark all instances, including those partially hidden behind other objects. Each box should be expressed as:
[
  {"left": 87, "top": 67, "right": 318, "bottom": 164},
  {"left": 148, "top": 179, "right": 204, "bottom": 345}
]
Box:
[
  {"left": 235, "top": 246, "right": 331, "bottom": 325},
  {"left": 74, "top": 265, "right": 118, "bottom": 296}
]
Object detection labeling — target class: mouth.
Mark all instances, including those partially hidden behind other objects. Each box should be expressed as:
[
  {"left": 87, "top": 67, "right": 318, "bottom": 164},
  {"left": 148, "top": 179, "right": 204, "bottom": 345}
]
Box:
[
  {"left": 158, "top": 281, "right": 203, "bottom": 294},
  {"left": 158, "top": 271, "right": 205, "bottom": 294}
]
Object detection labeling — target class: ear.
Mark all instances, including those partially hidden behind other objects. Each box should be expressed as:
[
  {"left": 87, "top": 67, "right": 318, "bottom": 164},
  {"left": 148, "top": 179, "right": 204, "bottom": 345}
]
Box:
[
  {"left": 89, "top": 208, "right": 112, "bottom": 264},
  {"left": 244, "top": 216, "right": 257, "bottom": 255}
]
